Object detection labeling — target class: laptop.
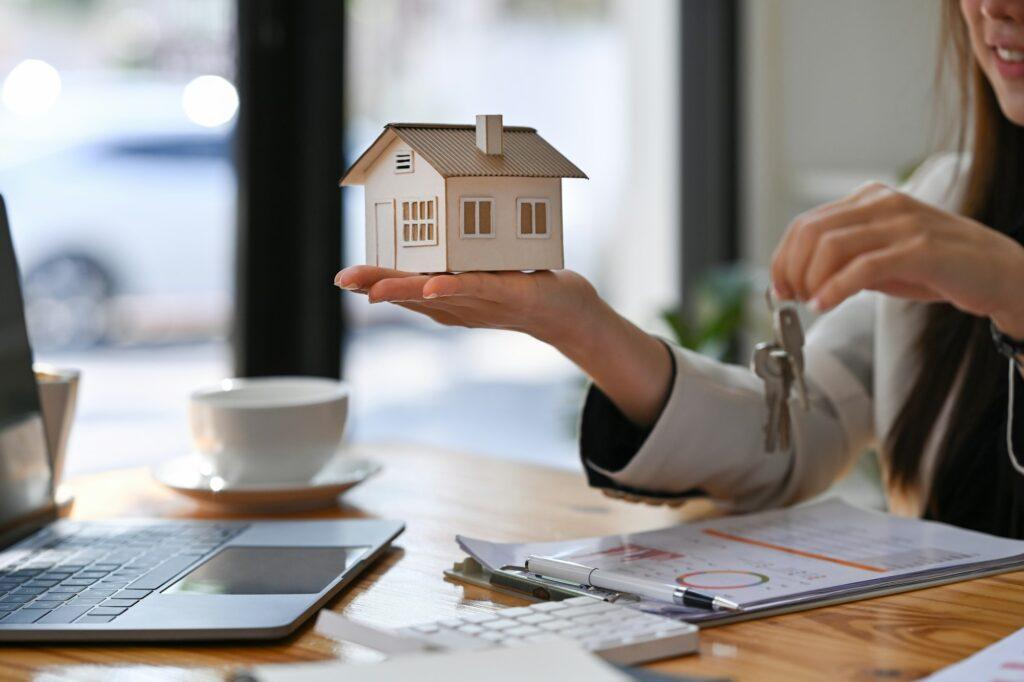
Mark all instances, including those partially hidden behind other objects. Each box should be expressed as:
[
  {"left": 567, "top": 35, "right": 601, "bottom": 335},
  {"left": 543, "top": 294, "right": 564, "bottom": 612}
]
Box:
[{"left": 0, "top": 195, "right": 404, "bottom": 641}]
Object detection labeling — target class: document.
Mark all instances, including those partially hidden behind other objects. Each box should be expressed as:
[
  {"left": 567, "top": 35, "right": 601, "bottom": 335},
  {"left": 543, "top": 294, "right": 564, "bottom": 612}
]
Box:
[
  {"left": 458, "top": 499, "right": 1024, "bottom": 623},
  {"left": 924, "top": 625, "right": 1024, "bottom": 681}
]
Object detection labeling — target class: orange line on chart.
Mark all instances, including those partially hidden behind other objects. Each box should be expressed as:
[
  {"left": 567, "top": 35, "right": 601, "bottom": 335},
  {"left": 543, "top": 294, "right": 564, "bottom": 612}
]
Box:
[{"left": 702, "top": 529, "right": 887, "bottom": 573}]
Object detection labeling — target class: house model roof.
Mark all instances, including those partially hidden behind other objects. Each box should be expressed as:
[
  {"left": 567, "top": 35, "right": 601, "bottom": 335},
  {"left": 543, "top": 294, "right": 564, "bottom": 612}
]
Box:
[{"left": 340, "top": 122, "right": 588, "bottom": 186}]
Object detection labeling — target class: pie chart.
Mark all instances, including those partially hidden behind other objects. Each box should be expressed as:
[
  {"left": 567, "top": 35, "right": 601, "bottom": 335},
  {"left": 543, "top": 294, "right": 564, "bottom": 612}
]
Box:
[{"left": 677, "top": 570, "right": 769, "bottom": 589}]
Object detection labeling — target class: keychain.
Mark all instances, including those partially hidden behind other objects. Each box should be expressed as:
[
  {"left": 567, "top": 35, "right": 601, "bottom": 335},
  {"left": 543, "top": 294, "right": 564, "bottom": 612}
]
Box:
[{"left": 750, "top": 287, "right": 809, "bottom": 453}]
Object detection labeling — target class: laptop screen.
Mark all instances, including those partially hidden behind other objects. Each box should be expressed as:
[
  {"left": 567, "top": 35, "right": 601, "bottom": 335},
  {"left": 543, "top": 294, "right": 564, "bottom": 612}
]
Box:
[{"left": 0, "top": 196, "right": 54, "bottom": 541}]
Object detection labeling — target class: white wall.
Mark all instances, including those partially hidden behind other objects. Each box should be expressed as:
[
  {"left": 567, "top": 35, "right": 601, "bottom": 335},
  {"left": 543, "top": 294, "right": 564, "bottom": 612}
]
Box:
[
  {"left": 363, "top": 136, "right": 447, "bottom": 273},
  {"left": 741, "top": 0, "right": 951, "bottom": 267},
  {"left": 446, "top": 176, "right": 563, "bottom": 272}
]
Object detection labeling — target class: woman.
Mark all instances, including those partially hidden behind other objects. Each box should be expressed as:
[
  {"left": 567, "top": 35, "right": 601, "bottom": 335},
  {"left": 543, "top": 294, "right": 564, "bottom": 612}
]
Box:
[{"left": 336, "top": 0, "right": 1024, "bottom": 538}]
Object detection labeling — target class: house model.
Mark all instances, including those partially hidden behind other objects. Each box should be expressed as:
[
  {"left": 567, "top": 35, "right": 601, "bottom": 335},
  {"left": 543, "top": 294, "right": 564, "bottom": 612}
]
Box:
[{"left": 340, "top": 115, "right": 587, "bottom": 273}]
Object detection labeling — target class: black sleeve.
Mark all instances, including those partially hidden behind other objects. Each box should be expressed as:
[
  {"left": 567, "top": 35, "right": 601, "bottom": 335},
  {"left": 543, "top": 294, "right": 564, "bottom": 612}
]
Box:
[{"left": 577, "top": 343, "right": 706, "bottom": 501}]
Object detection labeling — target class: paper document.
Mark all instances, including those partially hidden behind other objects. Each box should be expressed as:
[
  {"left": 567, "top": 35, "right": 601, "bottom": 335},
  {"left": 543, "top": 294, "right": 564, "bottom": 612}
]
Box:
[
  {"left": 458, "top": 499, "right": 1024, "bottom": 623},
  {"left": 247, "top": 641, "right": 629, "bottom": 682},
  {"left": 925, "top": 625, "right": 1024, "bottom": 680}
]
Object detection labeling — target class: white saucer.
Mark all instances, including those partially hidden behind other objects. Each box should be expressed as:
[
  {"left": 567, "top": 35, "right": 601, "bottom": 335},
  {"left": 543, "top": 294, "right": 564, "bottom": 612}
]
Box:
[{"left": 152, "top": 452, "right": 381, "bottom": 513}]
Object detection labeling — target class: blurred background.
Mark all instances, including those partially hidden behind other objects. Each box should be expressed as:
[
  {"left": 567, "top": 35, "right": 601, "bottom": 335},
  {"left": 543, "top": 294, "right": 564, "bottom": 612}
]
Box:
[{"left": 0, "top": 0, "right": 947, "bottom": 491}]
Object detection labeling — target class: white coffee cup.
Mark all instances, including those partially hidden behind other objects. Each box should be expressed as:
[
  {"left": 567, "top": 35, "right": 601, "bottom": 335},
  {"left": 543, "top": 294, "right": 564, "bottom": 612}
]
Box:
[{"left": 188, "top": 376, "right": 349, "bottom": 485}]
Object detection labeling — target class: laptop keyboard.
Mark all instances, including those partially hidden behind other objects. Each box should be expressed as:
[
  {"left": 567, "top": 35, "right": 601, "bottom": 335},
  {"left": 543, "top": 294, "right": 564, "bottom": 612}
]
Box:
[{"left": 0, "top": 521, "right": 247, "bottom": 626}]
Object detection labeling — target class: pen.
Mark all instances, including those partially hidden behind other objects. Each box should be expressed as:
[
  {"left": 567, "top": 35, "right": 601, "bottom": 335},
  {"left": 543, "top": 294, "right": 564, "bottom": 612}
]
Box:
[{"left": 524, "top": 555, "right": 742, "bottom": 612}]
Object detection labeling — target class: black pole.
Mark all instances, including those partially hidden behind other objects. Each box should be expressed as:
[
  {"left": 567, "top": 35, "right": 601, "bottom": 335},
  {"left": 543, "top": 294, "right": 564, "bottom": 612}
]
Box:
[
  {"left": 234, "top": 0, "right": 344, "bottom": 378},
  {"left": 680, "top": 0, "right": 741, "bottom": 312}
]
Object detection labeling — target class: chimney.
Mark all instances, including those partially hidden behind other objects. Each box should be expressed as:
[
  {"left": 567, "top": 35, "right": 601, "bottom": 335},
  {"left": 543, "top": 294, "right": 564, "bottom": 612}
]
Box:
[{"left": 475, "top": 114, "right": 503, "bottom": 155}]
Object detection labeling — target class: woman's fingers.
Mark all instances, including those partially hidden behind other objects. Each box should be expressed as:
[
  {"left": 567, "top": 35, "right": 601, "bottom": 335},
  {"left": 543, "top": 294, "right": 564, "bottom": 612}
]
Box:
[
  {"left": 366, "top": 275, "right": 433, "bottom": 302},
  {"left": 782, "top": 199, "right": 897, "bottom": 301},
  {"left": 422, "top": 271, "right": 518, "bottom": 303},
  {"left": 803, "top": 220, "right": 909, "bottom": 297},
  {"left": 393, "top": 301, "right": 470, "bottom": 327},
  {"left": 334, "top": 265, "right": 421, "bottom": 291},
  {"left": 773, "top": 183, "right": 905, "bottom": 300},
  {"left": 812, "top": 243, "right": 923, "bottom": 311}
]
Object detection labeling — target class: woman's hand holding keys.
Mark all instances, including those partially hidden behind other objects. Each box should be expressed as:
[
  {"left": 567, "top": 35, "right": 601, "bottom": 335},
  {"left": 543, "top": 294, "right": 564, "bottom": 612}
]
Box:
[{"left": 770, "top": 181, "right": 1024, "bottom": 339}]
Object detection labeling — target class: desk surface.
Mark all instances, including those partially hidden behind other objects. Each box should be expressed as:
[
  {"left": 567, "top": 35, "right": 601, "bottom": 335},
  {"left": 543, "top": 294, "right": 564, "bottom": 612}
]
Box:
[{"left": 4, "top": 443, "right": 1024, "bottom": 681}]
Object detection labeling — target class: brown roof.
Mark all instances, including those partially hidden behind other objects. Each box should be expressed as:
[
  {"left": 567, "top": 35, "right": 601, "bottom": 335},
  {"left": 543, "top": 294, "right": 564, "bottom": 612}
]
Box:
[{"left": 339, "top": 123, "right": 587, "bottom": 186}]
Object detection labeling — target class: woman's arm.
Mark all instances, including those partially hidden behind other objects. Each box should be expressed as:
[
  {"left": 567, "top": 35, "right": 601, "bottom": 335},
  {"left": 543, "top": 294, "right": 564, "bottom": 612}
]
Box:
[{"left": 335, "top": 268, "right": 673, "bottom": 426}]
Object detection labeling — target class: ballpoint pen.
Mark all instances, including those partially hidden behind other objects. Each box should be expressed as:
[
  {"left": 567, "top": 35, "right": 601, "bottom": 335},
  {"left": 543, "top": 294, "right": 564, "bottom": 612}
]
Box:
[{"left": 525, "top": 555, "right": 742, "bottom": 612}]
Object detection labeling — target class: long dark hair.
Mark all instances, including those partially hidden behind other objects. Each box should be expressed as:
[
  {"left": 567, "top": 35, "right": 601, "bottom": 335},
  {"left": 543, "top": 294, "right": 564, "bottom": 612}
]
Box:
[{"left": 885, "top": 1, "right": 1024, "bottom": 537}]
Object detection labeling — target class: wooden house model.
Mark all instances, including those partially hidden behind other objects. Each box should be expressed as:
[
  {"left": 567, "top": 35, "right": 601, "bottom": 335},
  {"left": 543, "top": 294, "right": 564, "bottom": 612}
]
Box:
[{"left": 340, "top": 115, "right": 587, "bottom": 273}]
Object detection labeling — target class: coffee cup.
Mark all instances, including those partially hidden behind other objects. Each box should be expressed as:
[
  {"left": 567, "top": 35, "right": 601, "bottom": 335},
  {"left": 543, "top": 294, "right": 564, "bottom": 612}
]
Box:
[
  {"left": 33, "top": 363, "right": 81, "bottom": 488},
  {"left": 188, "top": 376, "right": 349, "bottom": 485}
]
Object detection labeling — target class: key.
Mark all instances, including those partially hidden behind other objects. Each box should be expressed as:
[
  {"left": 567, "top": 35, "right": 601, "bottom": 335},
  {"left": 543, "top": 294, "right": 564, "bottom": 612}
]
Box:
[
  {"left": 771, "top": 348, "right": 794, "bottom": 451},
  {"left": 775, "top": 307, "right": 808, "bottom": 410},
  {"left": 751, "top": 343, "right": 784, "bottom": 452}
]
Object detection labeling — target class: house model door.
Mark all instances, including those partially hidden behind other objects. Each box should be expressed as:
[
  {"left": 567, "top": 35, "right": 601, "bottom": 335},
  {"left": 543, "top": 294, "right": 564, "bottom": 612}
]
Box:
[{"left": 374, "top": 201, "right": 395, "bottom": 268}]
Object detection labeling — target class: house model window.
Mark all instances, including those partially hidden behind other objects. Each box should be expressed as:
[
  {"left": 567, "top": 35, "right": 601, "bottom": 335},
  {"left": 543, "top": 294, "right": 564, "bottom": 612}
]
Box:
[
  {"left": 394, "top": 151, "right": 413, "bottom": 173},
  {"left": 461, "top": 198, "right": 494, "bottom": 238},
  {"left": 401, "top": 198, "right": 437, "bottom": 246},
  {"left": 517, "top": 198, "right": 549, "bottom": 238}
]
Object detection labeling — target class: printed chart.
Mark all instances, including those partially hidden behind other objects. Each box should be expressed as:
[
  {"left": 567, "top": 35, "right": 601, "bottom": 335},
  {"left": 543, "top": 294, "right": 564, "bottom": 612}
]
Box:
[{"left": 676, "top": 570, "right": 769, "bottom": 590}]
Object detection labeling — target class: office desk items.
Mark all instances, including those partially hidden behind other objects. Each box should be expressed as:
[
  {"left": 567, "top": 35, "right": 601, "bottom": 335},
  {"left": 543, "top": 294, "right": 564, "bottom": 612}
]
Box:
[
  {"left": 924, "top": 624, "right": 1024, "bottom": 680},
  {"left": 525, "top": 555, "right": 740, "bottom": 612},
  {"left": 188, "top": 377, "right": 350, "bottom": 486},
  {"left": 0, "top": 196, "right": 405, "bottom": 643},
  {"left": 8, "top": 450, "right": 1024, "bottom": 680},
  {"left": 153, "top": 454, "right": 381, "bottom": 512},
  {"left": 457, "top": 498, "right": 1024, "bottom": 626},
  {"left": 248, "top": 641, "right": 630, "bottom": 682},
  {"left": 314, "top": 600, "right": 698, "bottom": 666}
]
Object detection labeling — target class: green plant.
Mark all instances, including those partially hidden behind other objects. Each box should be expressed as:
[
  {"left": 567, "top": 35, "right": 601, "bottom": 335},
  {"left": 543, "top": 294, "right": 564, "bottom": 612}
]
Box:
[{"left": 661, "top": 265, "right": 753, "bottom": 361}]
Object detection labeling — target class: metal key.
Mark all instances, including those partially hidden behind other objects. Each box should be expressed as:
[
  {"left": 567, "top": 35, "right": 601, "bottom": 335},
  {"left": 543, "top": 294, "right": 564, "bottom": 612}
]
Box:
[
  {"left": 751, "top": 343, "right": 786, "bottom": 452},
  {"left": 771, "top": 348, "right": 793, "bottom": 451},
  {"left": 774, "top": 307, "right": 808, "bottom": 411}
]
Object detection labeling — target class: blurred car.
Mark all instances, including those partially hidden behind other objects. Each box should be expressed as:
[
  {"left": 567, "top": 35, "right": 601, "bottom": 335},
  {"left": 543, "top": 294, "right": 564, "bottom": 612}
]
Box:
[{"left": 0, "top": 74, "right": 235, "bottom": 350}]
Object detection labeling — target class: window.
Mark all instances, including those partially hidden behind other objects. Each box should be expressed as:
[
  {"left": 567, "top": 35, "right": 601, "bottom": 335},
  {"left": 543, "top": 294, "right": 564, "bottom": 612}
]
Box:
[
  {"left": 516, "top": 199, "right": 550, "bottom": 238},
  {"left": 394, "top": 150, "right": 413, "bottom": 173},
  {"left": 460, "top": 198, "right": 494, "bottom": 238},
  {"left": 400, "top": 198, "right": 437, "bottom": 246}
]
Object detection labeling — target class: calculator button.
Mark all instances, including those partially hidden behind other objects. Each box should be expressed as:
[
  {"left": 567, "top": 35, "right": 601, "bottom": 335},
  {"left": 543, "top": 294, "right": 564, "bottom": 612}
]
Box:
[
  {"left": 438, "top": 618, "right": 463, "bottom": 628},
  {"left": 457, "top": 624, "right": 484, "bottom": 635},
  {"left": 518, "top": 613, "right": 554, "bottom": 625},
  {"left": 539, "top": 620, "right": 572, "bottom": 631},
  {"left": 482, "top": 619, "right": 517, "bottom": 631},
  {"left": 505, "top": 625, "right": 542, "bottom": 637},
  {"left": 523, "top": 633, "right": 568, "bottom": 645},
  {"left": 500, "top": 607, "right": 533, "bottom": 618},
  {"left": 479, "top": 631, "right": 504, "bottom": 642},
  {"left": 459, "top": 612, "right": 497, "bottom": 624},
  {"left": 559, "top": 603, "right": 613, "bottom": 618},
  {"left": 531, "top": 601, "right": 569, "bottom": 611}
]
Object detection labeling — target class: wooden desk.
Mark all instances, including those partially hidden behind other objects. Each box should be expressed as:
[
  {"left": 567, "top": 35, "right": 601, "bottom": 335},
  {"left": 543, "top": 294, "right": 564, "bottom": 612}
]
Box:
[{"left": 4, "top": 443, "right": 1024, "bottom": 681}]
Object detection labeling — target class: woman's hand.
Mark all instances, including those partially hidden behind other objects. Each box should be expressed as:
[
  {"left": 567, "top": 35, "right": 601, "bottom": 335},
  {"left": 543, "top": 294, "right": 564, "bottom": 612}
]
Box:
[
  {"left": 334, "top": 266, "right": 673, "bottom": 426},
  {"left": 334, "top": 266, "right": 601, "bottom": 347},
  {"left": 771, "top": 182, "right": 1024, "bottom": 338}
]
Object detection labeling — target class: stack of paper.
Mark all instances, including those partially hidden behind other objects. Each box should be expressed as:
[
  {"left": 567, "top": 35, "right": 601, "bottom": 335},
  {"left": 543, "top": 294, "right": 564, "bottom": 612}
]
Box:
[{"left": 457, "top": 499, "right": 1024, "bottom": 625}]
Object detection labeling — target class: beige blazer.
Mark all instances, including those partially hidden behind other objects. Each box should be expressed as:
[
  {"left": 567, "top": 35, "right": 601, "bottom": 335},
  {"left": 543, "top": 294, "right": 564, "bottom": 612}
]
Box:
[{"left": 586, "top": 154, "right": 967, "bottom": 517}]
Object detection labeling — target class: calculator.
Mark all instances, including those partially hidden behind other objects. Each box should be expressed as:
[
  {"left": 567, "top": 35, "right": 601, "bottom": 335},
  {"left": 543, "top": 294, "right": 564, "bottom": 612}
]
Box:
[{"left": 395, "top": 596, "right": 699, "bottom": 665}]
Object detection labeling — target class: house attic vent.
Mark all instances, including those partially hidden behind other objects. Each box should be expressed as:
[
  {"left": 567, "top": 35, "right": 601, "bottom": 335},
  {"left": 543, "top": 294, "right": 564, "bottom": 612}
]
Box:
[{"left": 394, "top": 151, "right": 413, "bottom": 173}]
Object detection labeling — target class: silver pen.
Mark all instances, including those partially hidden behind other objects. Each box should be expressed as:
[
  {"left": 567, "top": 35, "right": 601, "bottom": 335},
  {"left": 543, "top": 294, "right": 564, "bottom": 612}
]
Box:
[{"left": 525, "top": 555, "right": 742, "bottom": 612}]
